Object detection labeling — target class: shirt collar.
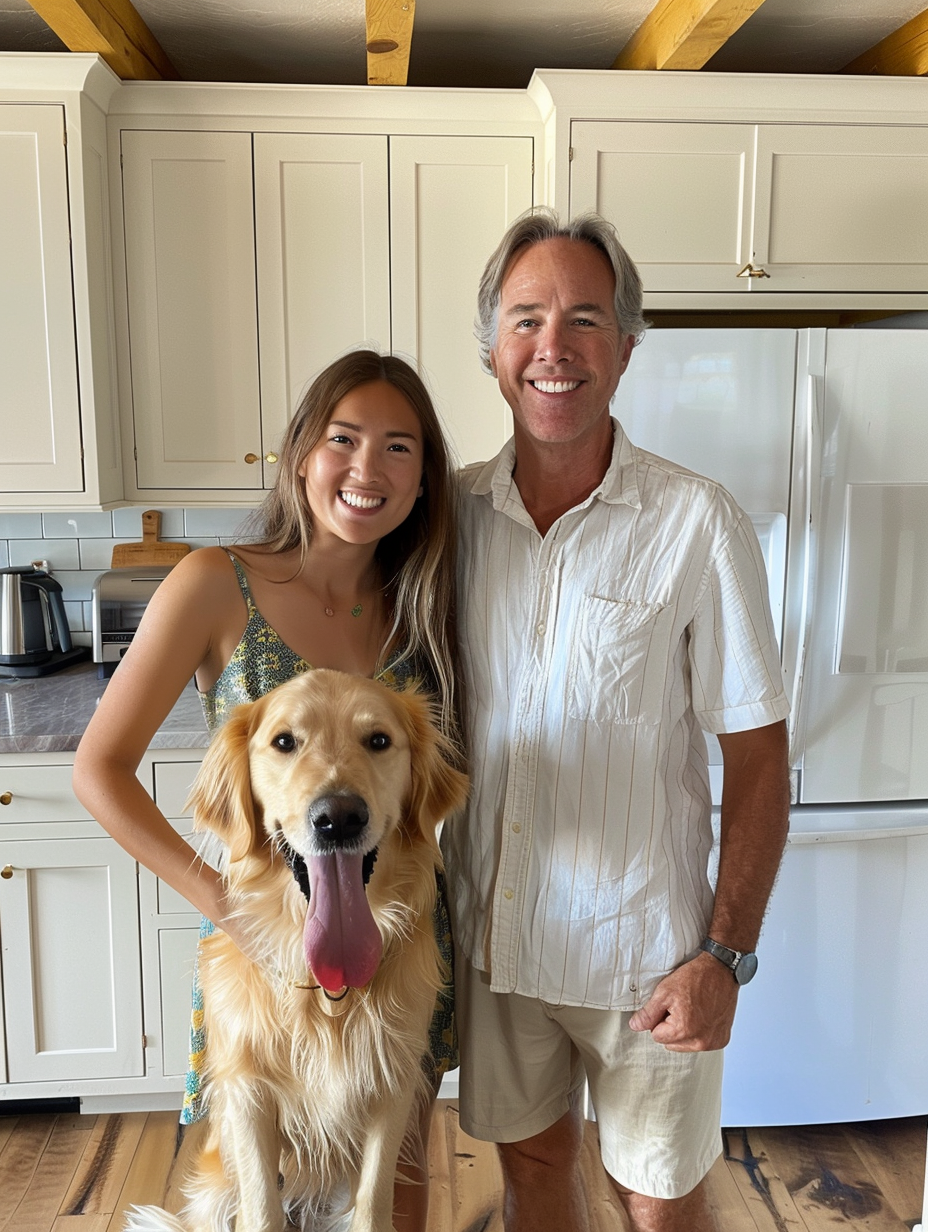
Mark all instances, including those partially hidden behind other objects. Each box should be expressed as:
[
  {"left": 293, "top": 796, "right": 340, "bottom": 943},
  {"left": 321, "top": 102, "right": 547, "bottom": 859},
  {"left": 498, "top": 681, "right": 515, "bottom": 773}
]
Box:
[{"left": 470, "top": 418, "right": 642, "bottom": 516}]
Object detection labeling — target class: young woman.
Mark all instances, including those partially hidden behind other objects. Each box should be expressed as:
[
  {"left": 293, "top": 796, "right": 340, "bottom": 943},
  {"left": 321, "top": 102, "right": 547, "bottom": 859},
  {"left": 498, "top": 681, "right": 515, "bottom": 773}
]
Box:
[{"left": 73, "top": 350, "right": 462, "bottom": 1231}]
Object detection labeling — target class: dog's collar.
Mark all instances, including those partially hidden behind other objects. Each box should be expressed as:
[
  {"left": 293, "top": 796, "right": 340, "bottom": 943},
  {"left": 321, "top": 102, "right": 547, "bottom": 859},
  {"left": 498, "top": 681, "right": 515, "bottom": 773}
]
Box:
[{"left": 280, "top": 842, "right": 379, "bottom": 904}]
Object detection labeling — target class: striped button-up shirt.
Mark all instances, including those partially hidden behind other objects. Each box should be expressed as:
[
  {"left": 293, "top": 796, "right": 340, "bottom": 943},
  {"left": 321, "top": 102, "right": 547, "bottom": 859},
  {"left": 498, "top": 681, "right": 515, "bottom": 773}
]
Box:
[{"left": 444, "top": 421, "right": 789, "bottom": 1009}]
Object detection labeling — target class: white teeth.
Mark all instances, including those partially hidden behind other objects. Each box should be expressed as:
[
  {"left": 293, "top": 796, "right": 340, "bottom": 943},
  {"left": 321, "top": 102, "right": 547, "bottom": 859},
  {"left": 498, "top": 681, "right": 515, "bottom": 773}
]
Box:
[
  {"left": 532, "top": 380, "right": 581, "bottom": 393},
  {"left": 340, "top": 491, "right": 385, "bottom": 509}
]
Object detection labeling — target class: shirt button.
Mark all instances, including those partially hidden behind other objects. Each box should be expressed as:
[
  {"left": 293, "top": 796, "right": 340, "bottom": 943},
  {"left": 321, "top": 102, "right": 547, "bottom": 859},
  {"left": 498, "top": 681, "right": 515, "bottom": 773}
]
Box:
[
  {"left": 503, "top": 888, "right": 514, "bottom": 900},
  {"left": 511, "top": 823, "right": 522, "bottom": 834},
  {"left": 536, "top": 622, "right": 546, "bottom": 636}
]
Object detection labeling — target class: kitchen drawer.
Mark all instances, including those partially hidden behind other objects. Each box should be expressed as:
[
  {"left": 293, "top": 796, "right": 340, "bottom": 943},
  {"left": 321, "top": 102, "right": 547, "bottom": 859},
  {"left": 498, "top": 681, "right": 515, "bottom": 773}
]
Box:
[
  {"left": 152, "top": 760, "right": 201, "bottom": 819},
  {"left": 0, "top": 764, "right": 93, "bottom": 823}
]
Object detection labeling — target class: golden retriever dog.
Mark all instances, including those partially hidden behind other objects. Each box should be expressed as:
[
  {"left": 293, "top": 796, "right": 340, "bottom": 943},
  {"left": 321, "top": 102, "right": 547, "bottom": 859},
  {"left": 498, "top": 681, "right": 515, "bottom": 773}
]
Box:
[{"left": 126, "top": 670, "right": 468, "bottom": 1232}]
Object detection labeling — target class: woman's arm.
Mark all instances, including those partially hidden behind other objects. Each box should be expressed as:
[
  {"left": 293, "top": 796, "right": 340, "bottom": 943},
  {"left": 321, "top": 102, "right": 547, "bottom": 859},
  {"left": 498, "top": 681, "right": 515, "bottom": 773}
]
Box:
[{"left": 73, "top": 548, "right": 250, "bottom": 947}]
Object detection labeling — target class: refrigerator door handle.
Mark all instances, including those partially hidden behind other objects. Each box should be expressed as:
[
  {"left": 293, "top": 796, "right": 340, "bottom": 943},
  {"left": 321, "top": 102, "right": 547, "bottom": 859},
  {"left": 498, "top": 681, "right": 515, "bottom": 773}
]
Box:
[{"left": 785, "top": 367, "right": 824, "bottom": 772}]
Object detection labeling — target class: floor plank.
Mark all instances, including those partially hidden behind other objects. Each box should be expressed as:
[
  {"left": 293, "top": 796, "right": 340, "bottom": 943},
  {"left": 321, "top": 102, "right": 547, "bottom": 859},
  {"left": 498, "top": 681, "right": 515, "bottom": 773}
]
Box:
[
  {"left": 60, "top": 1113, "right": 148, "bottom": 1218},
  {"left": 842, "top": 1118, "right": 926, "bottom": 1227},
  {"left": 4, "top": 1113, "right": 95, "bottom": 1232},
  {"left": 447, "top": 1103, "right": 504, "bottom": 1231},
  {"left": 105, "top": 1113, "right": 183, "bottom": 1232},
  {"left": 0, "top": 1114, "right": 56, "bottom": 1228},
  {"left": 425, "top": 1103, "right": 454, "bottom": 1232},
  {"left": 752, "top": 1124, "right": 910, "bottom": 1231},
  {"left": 52, "top": 1218, "right": 112, "bottom": 1231},
  {"left": 720, "top": 1127, "right": 808, "bottom": 1232},
  {"left": 704, "top": 1144, "right": 772, "bottom": 1232}
]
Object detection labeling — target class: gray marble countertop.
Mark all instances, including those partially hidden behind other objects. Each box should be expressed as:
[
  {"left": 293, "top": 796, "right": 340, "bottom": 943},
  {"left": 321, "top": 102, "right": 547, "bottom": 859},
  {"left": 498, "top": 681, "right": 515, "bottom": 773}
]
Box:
[{"left": 0, "top": 661, "right": 209, "bottom": 754}]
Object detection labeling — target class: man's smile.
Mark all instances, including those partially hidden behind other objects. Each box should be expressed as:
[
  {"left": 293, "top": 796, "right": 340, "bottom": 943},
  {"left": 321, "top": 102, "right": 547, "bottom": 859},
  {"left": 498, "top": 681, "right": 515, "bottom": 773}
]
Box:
[{"left": 529, "top": 379, "right": 582, "bottom": 393}]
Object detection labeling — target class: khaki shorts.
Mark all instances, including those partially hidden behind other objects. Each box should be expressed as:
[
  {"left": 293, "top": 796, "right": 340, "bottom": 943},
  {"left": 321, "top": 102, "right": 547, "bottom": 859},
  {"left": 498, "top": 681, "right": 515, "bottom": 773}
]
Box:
[{"left": 456, "top": 956, "right": 723, "bottom": 1200}]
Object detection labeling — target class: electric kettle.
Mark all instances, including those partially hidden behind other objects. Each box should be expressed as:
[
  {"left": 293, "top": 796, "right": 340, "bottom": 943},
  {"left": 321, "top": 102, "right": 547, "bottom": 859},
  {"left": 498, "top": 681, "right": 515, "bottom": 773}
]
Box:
[{"left": 0, "top": 565, "right": 86, "bottom": 677}]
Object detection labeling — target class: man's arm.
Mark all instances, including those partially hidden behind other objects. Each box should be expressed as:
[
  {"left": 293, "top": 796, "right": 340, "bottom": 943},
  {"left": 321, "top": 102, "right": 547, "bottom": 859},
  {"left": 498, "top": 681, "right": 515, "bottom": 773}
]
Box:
[{"left": 629, "top": 718, "right": 790, "bottom": 1051}]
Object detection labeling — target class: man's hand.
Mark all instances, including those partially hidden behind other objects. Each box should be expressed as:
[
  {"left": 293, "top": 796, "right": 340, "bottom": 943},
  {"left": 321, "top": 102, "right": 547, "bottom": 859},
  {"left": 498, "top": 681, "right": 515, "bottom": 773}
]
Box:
[{"left": 628, "top": 951, "right": 738, "bottom": 1052}]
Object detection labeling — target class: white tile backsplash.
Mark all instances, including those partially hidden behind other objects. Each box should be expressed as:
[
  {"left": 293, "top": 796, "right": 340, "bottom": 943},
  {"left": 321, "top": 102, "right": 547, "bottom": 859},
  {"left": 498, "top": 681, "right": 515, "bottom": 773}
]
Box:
[
  {"left": 9, "top": 538, "right": 81, "bottom": 570},
  {"left": 0, "top": 508, "right": 244, "bottom": 636},
  {"left": 0, "top": 513, "right": 43, "bottom": 537},
  {"left": 43, "top": 511, "right": 115, "bottom": 538},
  {"left": 184, "top": 509, "right": 253, "bottom": 537}
]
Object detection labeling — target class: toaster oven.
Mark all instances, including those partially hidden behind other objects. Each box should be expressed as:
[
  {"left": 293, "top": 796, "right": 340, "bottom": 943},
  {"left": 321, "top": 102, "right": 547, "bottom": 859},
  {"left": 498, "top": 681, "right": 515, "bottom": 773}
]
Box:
[{"left": 92, "top": 567, "right": 173, "bottom": 676}]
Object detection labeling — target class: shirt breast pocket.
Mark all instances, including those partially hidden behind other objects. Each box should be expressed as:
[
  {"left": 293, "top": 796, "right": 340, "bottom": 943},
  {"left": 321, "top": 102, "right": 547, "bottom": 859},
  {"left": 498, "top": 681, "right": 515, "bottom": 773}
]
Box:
[{"left": 567, "top": 595, "right": 665, "bottom": 725}]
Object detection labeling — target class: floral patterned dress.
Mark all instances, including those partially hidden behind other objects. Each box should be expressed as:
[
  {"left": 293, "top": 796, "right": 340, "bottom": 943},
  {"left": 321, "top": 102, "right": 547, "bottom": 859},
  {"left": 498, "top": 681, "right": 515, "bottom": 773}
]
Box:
[{"left": 181, "top": 552, "right": 457, "bottom": 1124}]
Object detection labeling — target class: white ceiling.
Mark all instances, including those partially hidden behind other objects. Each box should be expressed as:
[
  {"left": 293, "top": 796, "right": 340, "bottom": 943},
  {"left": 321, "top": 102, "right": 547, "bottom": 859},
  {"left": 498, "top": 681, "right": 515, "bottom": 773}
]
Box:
[{"left": 0, "top": 0, "right": 925, "bottom": 87}]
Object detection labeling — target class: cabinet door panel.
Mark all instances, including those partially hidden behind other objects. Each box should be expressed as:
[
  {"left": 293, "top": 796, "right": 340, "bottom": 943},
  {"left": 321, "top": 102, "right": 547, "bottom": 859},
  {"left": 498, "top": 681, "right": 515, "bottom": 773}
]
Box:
[
  {"left": 569, "top": 122, "right": 753, "bottom": 293},
  {"left": 0, "top": 837, "right": 143, "bottom": 1082},
  {"left": 254, "top": 133, "right": 391, "bottom": 474},
  {"left": 390, "top": 135, "right": 534, "bottom": 465},
  {"left": 754, "top": 126, "right": 928, "bottom": 291},
  {"left": 158, "top": 927, "right": 199, "bottom": 1077},
  {"left": 122, "top": 130, "right": 262, "bottom": 490},
  {"left": 0, "top": 105, "right": 83, "bottom": 493}
]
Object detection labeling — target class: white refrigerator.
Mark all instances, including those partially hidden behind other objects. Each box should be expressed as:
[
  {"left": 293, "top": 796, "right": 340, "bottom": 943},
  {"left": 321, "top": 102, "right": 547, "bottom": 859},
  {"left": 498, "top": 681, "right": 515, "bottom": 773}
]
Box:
[{"left": 613, "top": 325, "right": 928, "bottom": 1128}]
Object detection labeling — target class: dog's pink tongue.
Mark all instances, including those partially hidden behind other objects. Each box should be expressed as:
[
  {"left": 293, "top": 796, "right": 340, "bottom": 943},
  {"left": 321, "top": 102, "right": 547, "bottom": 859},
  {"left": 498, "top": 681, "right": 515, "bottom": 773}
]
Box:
[{"left": 303, "top": 852, "right": 383, "bottom": 992}]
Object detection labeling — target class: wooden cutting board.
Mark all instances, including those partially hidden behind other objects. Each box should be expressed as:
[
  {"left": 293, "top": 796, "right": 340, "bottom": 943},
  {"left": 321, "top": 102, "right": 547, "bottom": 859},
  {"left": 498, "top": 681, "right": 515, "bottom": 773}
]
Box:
[{"left": 111, "top": 510, "right": 192, "bottom": 568}]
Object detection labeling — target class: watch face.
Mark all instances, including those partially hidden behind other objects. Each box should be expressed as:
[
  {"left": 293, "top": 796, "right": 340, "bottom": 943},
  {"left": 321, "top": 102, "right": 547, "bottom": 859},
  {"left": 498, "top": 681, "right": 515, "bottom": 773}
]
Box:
[{"left": 734, "top": 952, "right": 758, "bottom": 985}]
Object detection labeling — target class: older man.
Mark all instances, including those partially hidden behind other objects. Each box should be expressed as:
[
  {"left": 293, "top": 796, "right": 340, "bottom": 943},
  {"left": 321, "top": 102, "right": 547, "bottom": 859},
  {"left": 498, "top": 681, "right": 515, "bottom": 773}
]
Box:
[{"left": 443, "top": 209, "right": 790, "bottom": 1232}]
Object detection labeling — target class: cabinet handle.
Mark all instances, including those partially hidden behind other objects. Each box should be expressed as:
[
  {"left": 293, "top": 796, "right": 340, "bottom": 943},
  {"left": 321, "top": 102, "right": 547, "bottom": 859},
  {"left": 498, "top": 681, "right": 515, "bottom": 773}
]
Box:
[
  {"left": 0, "top": 792, "right": 11, "bottom": 805},
  {"left": 1, "top": 865, "right": 12, "bottom": 880},
  {"left": 244, "top": 453, "right": 260, "bottom": 464},
  {"left": 736, "top": 262, "right": 770, "bottom": 280},
  {"left": 265, "top": 453, "right": 278, "bottom": 464}
]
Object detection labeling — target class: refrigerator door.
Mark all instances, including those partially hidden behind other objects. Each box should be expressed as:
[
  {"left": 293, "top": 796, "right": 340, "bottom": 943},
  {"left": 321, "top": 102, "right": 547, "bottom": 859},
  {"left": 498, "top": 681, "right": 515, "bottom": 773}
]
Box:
[
  {"left": 722, "top": 804, "right": 928, "bottom": 1126},
  {"left": 797, "top": 330, "right": 928, "bottom": 803},
  {"left": 613, "top": 329, "right": 795, "bottom": 787}
]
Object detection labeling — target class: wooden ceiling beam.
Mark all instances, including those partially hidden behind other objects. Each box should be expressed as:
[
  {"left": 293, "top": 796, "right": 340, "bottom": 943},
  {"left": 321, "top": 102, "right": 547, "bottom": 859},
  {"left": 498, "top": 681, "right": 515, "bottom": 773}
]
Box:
[
  {"left": 27, "top": 0, "right": 178, "bottom": 79},
  {"left": 613, "top": 0, "right": 769, "bottom": 71},
  {"left": 842, "top": 7, "right": 928, "bottom": 75},
  {"left": 366, "top": 0, "right": 415, "bottom": 86}
]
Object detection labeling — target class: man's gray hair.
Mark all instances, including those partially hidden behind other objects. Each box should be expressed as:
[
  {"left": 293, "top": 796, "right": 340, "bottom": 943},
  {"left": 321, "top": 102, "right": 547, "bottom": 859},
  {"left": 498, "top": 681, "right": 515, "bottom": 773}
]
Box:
[{"left": 475, "top": 206, "right": 648, "bottom": 374}]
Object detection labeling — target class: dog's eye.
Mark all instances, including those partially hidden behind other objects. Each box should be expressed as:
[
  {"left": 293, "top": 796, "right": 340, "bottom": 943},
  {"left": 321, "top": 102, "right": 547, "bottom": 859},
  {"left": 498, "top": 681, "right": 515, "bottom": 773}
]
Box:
[
  {"left": 271, "top": 732, "right": 297, "bottom": 753},
  {"left": 368, "top": 732, "right": 392, "bottom": 752}
]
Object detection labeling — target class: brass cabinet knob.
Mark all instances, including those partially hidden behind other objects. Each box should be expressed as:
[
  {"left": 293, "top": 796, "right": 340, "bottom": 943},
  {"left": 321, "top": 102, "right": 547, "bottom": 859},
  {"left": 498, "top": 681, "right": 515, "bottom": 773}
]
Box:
[
  {"left": 736, "top": 262, "right": 770, "bottom": 279},
  {"left": 1, "top": 865, "right": 13, "bottom": 880},
  {"left": 0, "top": 792, "right": 12, "bottom": 805},
  {"left": 265, "top": 453, "right": 278, "bottom": 464},
  {"left": 244, "top": 453, "right": 260, "bottom": 464}
]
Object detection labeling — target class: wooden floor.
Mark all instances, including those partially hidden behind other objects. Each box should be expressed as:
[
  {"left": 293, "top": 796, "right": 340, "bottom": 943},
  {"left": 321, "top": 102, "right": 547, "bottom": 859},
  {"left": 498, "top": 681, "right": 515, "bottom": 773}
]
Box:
[{"left": 0, "top": 1102, "right": 924, "bottom": 1231}]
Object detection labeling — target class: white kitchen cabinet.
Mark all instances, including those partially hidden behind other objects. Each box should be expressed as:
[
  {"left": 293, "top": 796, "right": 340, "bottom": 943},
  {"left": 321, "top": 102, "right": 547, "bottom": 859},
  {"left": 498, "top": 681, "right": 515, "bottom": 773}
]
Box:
[
  {"left": 139, "top": 758, "right": 201, "bottom": 1084},
  {"left": 0, "top": 57, "right": 123, "bottom": 510},
  {"left": 119, "top": 125, "right": 534, "bottom": 499},
  {"left": 0, "top": 748, "right": 206, "bottom": 1110},
  {"left": 569, "top": 119, "right": 928, "bottom": 297},
  {"left": 752, "top": 125, "right": 928, "bottom": 292},
  {"left": 254, "top": 132, "right": 392, "bottom": 475},
  {"left": 0, "top": 835, "right": 143, "bottom": 1084},
  {"left": 121, "top": 129, "right": 263, "bottom": 492},
  {"left": 0, "top": 763, "right": 144, "bottom": 1087},
  {"left": 390, "top": 135, "right": 533, "bottom": 464},
  {"left": 0, "top": 104, "right": 83, "bottom": 495}
]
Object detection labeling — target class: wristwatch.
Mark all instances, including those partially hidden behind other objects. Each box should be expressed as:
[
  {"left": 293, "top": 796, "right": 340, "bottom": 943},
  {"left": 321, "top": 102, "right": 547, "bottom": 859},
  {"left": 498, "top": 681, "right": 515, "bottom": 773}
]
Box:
[{"left": 699, "top": 937, "right": 758, "bottom": 986}]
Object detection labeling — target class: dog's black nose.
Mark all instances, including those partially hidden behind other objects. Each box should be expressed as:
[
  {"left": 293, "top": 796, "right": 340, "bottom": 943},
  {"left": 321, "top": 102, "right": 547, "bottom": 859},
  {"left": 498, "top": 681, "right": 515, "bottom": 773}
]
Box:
[{"left": 308, "top": 793, "right": 370, "bottom": 845}]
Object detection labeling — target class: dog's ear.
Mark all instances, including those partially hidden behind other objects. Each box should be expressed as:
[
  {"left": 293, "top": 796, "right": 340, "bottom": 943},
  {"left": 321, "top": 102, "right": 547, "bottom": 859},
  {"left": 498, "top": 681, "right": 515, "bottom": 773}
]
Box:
[
  {"left": 187, "top": 702, "right": 261, "bottom": 861},
  {"left": 398, "top": 690, "right": 469, "bottom": 842}
]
